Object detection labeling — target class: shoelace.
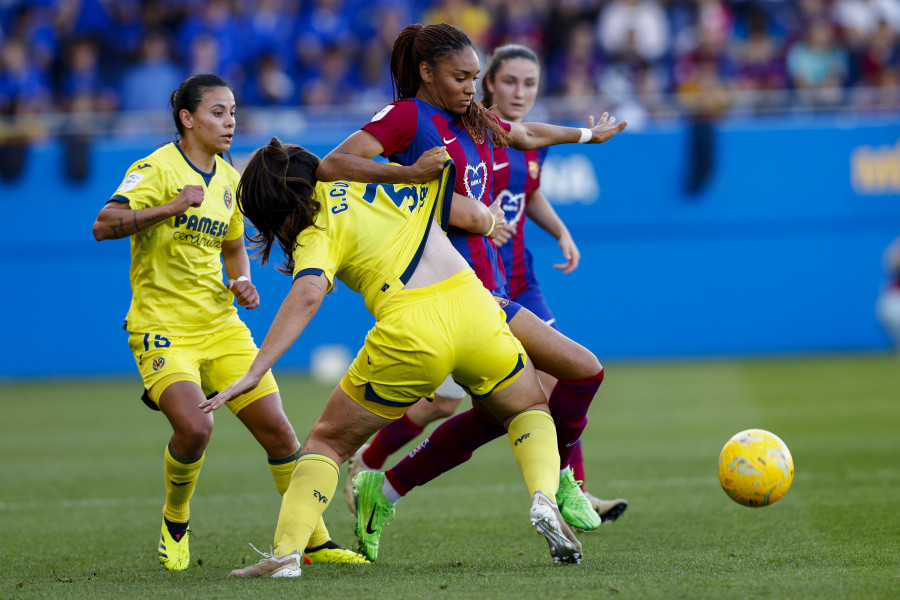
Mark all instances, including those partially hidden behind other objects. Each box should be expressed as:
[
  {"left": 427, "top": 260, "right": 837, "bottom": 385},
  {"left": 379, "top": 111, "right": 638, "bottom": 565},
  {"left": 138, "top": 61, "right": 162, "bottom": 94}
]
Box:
[
  {"left": 559, "top": 473, "right": 587, "bottom": 507},
  {"left": 247, "top": 542, "right": 291, "bottom": 563}
]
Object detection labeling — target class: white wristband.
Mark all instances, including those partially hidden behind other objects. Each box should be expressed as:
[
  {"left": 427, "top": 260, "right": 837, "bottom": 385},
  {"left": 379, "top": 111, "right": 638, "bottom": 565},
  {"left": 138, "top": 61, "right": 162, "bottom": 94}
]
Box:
[
  {"left": 578, "top": 128, "right": 592, "bottom": 144},
  {"left": 236, "top": 276, "right": 250, "bottom": 283}
]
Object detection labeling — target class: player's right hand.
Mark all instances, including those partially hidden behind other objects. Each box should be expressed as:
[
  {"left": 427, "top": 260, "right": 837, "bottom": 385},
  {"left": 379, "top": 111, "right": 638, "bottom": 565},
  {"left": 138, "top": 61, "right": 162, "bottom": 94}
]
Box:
[
  {"left": 199, "top": 371, "right": 261, "bottom": 413},
  {"left": 407, "top": 146, "right": 446, "bottom": 183},
  {"left": 171, "top": 184, "right": 205, "bottom": 215}
]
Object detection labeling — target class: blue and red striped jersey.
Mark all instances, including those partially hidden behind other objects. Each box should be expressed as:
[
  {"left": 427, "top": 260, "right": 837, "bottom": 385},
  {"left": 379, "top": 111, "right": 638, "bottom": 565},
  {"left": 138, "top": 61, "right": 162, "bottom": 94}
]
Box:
[
  {"left": 362, "top": 99, "right": 510, "bottom": 292},
  {"left": 492, "top": 144, "right": 548, "bottom": 299}
]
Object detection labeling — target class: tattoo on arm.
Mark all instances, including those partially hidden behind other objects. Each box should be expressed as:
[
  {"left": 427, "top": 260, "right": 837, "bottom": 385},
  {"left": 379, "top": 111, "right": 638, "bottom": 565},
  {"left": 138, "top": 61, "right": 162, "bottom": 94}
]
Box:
[{"left": 132, "top": 211, "right": 140, "bottom": 233}]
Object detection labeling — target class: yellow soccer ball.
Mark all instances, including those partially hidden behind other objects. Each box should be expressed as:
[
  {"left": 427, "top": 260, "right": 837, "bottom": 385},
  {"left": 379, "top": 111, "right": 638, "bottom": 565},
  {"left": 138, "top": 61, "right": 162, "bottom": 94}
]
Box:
[{"left": 717, "top": 429, "right": 794, "bottom": 507}]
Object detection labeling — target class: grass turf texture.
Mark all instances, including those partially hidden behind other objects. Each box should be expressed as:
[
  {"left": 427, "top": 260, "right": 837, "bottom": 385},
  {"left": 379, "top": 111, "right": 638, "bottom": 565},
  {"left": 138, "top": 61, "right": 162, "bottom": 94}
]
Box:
[{"left": 1, "top": 354, "right": 899, "bottom": 599}]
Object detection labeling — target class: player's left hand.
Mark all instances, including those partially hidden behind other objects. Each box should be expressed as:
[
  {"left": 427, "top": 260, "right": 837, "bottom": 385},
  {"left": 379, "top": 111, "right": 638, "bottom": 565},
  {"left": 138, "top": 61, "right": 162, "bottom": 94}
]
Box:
[
  {"left": 199, "top": 372, "right": 261, "bottom": 413},
  {"left": 585, "top": 112, "right": 627, "bottom": 144},
  {"left": 227, "top": 277, "right": 260, "bottom": 309},
  {"left": 553, "top": 233, "right": 581, "bottom": 274}
]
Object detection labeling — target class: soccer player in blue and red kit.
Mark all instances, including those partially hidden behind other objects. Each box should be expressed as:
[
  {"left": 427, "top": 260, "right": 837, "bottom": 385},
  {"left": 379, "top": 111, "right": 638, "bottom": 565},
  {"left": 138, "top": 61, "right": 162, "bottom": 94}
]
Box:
[{"left": 315, "top": 23, "right": 626, "bottom": 561}]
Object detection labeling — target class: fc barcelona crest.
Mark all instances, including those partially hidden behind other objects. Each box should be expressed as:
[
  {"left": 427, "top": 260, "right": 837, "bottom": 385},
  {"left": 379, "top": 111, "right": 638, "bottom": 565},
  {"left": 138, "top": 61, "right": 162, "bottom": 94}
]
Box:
[
  {"left": 528, "top": 160, "right": 539, "bottom": 179},
  {"left": 224, "top": 188, "right": 233, "bottom": 210}
]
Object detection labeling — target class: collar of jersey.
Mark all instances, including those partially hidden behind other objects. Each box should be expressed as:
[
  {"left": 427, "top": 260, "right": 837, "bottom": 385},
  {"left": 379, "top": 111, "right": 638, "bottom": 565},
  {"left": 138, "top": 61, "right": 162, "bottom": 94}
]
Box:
[{"left": 173, "top": 142, "right": 216, "bottom": 187}]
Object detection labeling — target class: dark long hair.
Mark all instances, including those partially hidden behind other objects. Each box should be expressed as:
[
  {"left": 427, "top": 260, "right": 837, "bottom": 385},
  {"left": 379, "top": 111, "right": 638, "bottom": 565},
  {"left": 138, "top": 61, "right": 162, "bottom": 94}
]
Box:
[
  {"left": 237, "top": 138, "right": 321, "bottom": 276},
  {"left": 481, "top": 44, "right": 540, "bottom": 109},
  {"left": 391, "top": 23, "right": 511, "bottom": 147}
]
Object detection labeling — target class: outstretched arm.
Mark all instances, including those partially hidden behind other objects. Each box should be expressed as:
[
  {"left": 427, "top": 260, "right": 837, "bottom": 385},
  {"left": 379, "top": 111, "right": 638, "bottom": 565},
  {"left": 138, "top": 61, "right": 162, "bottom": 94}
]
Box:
[
  {"left": 526, "top": 188, "right": 581, "bottom": 274},
  {"left": 92, "top": 185, "right": 204, "bottom": 240},
  {"left": 199, "top": 273, "right": 328, "bottom": 412},
  {"left": 507, "top": 113, "right": 627, "bottom": 151}
]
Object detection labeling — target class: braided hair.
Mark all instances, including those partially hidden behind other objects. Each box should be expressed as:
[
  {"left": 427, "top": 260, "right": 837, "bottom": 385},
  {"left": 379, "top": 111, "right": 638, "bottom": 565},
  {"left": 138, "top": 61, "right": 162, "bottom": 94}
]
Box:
[{"left": 390, "top": 23, "right": 512, "bottom": 147}]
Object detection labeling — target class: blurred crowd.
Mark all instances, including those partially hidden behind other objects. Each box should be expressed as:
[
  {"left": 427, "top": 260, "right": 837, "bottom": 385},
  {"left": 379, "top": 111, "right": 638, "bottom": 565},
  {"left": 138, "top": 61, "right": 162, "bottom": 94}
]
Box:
[{"left": 2, "top": 0, "right": 900, "bottom": 122}]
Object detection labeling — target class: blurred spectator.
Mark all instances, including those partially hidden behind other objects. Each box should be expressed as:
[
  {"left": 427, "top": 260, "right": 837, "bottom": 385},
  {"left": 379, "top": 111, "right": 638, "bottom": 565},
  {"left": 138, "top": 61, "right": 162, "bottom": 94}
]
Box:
[
  {"left": 832, "top": 0, "right": 900, "bottom": 50},
  {"left": 855, "top": 18, "right": 900, "bottom": 85},
  {"left": 119, "top": 30, "right": 183, "bottom": 112},
  {"left": 0, "top": 0, "right": 897, "bottom": 121},
  {"left": 60, "top": 36, "right": 117, "bottom": 112},
  {"left": 487, "top": 0, "right": 548, "bottom": 55},
  {"left": 548, "top": 20, "right": 603, "bottom": 99},
  {"left": 786, "top": 18, "right": 850, "bottom": 107},
  {"left": 876, "top": 235, "right": 900, "bottom": 351},
  {"left": 731, "top": 7, "right": 789, "bottom": 97},
  {"left": 185, "top": 33, "right": 225, "bottom": 77},
  {"left": 677, "top": 54, "right": 731, "bottom": 195},
  {"left": 0, "top": 37, "right": 53, "bottom": 115},
  {"left": 301, "top": 44, "right": 357, "bottom": 106},
  {"left": 244, "top": 53, "right": 296, "bottom": 107},
  {"left": 597, "top": 0, "right": 669, "bottom": 64},
  {"left": 423, "top": 0, "right": 492, "bottom": 49}
]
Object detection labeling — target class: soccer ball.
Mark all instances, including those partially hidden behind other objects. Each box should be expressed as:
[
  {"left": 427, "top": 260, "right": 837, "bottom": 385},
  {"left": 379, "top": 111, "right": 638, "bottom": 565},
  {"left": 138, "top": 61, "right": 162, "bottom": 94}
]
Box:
[{"left": 717, "top": 429, "right": 794, "bottom": 507}]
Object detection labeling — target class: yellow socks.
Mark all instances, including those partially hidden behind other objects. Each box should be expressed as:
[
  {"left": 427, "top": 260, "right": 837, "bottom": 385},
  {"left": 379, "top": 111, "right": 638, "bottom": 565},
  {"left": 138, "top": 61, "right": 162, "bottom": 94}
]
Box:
[
  {"left": 507, "top": 409, "right": 560, "bottom": 499},
  {"left": 273, "top": 454, "right": 339, "bottom": 556},
  {"left": 163, "top": 443, "right": 204, "bottom": 524},
  {"left": 268, "top": 449, "right": 302, "bottom": 495},
  {"left": 268, "top": 448, "right": 332, "bottom": 549}
]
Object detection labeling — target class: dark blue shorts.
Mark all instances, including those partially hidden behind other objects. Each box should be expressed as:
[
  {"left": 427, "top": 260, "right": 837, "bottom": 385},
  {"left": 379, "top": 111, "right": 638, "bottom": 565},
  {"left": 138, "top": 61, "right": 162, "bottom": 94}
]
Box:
[
  {"left": 511, "top": 282, "right": 559, "bottom": 331},
  {"left": 491, "top": 286, "right": 524, "bottom": 323}
]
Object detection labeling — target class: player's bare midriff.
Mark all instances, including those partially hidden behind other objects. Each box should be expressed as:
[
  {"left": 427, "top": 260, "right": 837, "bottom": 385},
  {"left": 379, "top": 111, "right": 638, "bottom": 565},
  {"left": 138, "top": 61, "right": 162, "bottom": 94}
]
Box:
[{"left": 404, "top": 217, "right": 470, "bottom": 289}]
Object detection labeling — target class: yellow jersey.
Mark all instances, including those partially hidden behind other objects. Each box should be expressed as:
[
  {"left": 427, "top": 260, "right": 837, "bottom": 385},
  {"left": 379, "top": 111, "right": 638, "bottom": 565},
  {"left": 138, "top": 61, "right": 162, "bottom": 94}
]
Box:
[
  {"left": 110, "top": 142, "right": 245, "bottom": 335},
  {"left": 292, "top": 161, "right": 455, "bottom": 317}
]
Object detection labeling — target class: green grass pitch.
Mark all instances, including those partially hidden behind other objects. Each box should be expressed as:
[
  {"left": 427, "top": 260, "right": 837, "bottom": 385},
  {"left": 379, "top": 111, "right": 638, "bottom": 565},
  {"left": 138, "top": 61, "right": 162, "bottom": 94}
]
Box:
[{"left": 2, "top": 354, "right": 899, "bottom": 599}]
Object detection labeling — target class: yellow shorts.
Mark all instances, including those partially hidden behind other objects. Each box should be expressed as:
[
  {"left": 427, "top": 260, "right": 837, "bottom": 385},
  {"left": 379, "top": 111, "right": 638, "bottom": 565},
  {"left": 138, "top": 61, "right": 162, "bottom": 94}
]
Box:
[
  {"left": 341, "top": 269, "right": 526, "bottom": 420},
  {"left": 127, "top": 322, "right": 278, "bottom": 415}
]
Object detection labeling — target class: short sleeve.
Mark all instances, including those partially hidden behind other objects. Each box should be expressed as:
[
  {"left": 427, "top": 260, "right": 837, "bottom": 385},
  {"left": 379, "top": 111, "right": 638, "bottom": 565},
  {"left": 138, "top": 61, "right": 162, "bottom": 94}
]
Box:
[
  {"left": 111, "top": 161, "right": 165, "bottom": 209},
  {"left": 291, "top": 226, "right": 342, "bottom": 292},
  {"left": 361, "top": 100, "right": 418, "bottom": 157},
  {"left": 487, "top": 109, "right": 512, "bottom": 133},
  {"left": 225, "top": 206, "right": 245, "bottom": 241}
]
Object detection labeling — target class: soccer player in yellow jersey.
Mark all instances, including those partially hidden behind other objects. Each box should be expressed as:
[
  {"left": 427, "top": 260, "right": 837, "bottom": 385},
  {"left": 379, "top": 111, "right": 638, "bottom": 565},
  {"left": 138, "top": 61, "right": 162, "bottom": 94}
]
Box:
[
  {"left": 91, "top": 74, "right": 365, "bottom": 571},
  {"left": 199, "top": 138, "right": 584, "bottom": 577}
]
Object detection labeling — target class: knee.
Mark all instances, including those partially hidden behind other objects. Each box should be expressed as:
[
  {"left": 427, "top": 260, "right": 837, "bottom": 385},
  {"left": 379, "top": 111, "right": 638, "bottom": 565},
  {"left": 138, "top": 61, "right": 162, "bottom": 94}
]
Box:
[
  {"left": 173, "top": 420, "right": 214, "bottom": 456},
  {"left": 267, "top": 422, "right": 300, "bottom": 458},
  {"left": 576, "top": 351, "right": 602, "bottom": 379}
]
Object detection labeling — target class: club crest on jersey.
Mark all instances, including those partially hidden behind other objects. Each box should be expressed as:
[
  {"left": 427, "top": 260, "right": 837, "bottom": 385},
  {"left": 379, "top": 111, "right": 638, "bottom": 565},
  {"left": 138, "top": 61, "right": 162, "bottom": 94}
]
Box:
[
  {"left": 494, "top": 296, "right": 510, "bottom": 308},
  {"left": 464, "top": 162, "right": 487, "bottom": 202},
  {"left": 152, "top": 356, "right": 165, "bottom": 371},
  {"left": 528, "top": 160, "right": 539, "bottom": 179},
  {"left": 224, "top": 188, "right": 233, "bottom": 210},
  {"left": 497, "top": 189, "right": 525, "bottom": 226}
]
